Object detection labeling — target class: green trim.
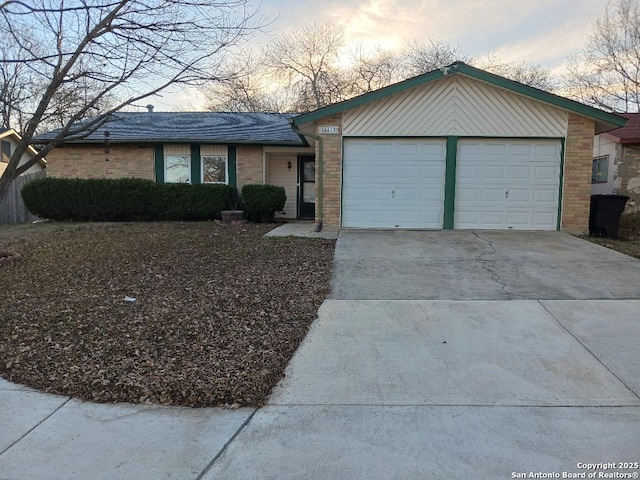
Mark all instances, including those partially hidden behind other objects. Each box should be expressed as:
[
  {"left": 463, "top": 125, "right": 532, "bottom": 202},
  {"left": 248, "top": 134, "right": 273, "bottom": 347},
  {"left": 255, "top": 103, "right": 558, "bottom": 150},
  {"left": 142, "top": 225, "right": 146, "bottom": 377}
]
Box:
[
  {"left": 443, "top": 137, "right": 458, "bottom": 230},
  {"left": 190, "top": 144, "right": 201, "bottom": 184},
  {"left": 154, "top": 144, "right": 164, "bottom": 183},
  {"left": 557, "top": 139, "right": 565, "bottom": 231},
  {"left": 292, "top": 62, "right": 627, "bottom": 130},
  {"left": 228, "top": 145, "right": 237, "bottom": 188}
]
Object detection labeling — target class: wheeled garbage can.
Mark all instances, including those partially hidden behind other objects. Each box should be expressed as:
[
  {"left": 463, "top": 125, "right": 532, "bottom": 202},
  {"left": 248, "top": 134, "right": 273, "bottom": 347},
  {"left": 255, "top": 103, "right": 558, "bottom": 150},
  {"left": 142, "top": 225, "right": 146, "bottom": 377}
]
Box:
[{"left": 589, "top": 194, "right": 629, "bottom": 240}]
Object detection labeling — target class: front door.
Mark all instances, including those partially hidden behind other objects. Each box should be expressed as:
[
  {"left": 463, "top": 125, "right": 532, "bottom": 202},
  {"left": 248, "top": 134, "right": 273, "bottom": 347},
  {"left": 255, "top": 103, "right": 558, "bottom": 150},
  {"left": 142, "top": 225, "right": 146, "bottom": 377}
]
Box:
[{"left": 298, "top": 156, "right": 315, "bottom": 219}]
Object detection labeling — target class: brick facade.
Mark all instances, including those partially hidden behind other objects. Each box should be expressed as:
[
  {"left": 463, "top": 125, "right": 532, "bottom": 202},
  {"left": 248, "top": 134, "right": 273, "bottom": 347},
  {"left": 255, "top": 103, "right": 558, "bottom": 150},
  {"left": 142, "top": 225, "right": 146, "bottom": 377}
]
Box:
[
  {"left": 236, "top": 145, "right": 264, "bottom": 188},
  {"left": 313, "top": 115, "right": 343, "bottom": 227},
  {"left": 562, "top": 114, "right": 596, "bottom": 233},
  {"left": 46, "top": 144, "right": 154, "bottom": 180}
]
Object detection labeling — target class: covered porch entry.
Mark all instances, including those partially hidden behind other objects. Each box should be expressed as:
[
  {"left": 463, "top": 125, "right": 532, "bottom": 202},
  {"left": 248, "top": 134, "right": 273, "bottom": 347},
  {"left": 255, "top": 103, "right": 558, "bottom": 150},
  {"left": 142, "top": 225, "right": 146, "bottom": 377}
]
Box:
[{"left": 264, "top": 146, "right": 316, "bottom": 220}]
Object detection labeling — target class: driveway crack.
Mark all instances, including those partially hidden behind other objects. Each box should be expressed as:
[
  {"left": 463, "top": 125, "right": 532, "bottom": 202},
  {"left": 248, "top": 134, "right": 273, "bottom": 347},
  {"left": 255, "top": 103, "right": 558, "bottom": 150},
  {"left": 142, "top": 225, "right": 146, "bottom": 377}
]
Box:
[{"left": 472, "top": 232, "right": 512, "bottom": 300}]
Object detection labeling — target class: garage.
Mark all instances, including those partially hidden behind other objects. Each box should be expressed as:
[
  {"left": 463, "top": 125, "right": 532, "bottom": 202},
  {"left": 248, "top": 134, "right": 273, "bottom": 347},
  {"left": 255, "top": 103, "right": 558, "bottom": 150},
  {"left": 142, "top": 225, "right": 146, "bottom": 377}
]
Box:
[
  {"left": 342, "top": 138, "right": 446, "bottom": 228},
  {"left": 290, "top": 62, "right": 626, "bottom": 232},
  {"left": 455, "top": 139, "right": 562, "bottom": 230}
]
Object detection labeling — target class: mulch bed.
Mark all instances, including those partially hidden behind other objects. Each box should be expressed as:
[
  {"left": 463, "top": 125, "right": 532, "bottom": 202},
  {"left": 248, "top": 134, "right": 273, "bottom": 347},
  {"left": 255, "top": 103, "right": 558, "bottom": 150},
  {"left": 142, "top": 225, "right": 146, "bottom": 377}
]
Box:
[{"left": 0, "top": 222, "right": 335, "bottom": 407}]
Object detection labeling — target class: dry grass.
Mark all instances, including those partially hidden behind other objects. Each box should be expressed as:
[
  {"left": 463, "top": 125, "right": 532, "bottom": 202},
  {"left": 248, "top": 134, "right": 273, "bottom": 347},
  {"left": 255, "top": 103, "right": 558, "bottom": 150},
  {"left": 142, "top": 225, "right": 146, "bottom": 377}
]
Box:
[{"left": 0, "top": 221, "right": 335, "bottom": 407}]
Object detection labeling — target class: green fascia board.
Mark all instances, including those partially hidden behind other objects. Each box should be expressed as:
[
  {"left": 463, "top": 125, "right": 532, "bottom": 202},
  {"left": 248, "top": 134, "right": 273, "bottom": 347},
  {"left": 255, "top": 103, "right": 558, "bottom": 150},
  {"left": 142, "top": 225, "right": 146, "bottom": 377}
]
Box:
[{"left": 292, "top": 62, "right": 627, "bottom": 130}]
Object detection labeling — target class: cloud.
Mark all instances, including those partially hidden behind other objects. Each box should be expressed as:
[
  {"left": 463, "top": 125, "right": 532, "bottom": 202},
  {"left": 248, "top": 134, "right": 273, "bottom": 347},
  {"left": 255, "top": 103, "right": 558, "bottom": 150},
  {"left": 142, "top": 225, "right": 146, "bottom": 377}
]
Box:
[{"left": 260, "top": 0, "right": 605, "bottom": 68}]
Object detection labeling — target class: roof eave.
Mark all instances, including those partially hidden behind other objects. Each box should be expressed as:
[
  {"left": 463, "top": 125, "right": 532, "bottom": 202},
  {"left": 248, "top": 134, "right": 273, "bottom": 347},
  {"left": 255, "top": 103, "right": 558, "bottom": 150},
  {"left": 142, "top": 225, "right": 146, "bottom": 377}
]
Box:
[{"left": 36, "top": 138, "right": 308, "bottom": 147}]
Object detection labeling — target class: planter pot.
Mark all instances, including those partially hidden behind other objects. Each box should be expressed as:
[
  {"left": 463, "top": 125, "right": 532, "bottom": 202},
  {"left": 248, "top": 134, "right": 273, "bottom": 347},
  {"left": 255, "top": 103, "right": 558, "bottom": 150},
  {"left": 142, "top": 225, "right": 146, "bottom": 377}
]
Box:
[{"left": 221, "top": 210, "right": 244, "bottom": 223}]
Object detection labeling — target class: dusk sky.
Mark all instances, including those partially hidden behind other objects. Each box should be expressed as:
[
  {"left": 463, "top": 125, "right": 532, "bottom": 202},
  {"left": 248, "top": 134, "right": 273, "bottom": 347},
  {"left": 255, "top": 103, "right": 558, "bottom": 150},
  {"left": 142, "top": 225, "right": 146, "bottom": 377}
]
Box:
[{"left": 155, "top": 0, "right": 608, "bottom": 110}]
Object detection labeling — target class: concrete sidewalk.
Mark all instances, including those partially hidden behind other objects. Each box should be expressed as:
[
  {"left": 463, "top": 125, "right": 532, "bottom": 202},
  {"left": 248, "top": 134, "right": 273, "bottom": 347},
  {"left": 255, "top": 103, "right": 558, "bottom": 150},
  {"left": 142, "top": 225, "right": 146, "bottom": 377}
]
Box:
[
  {"left": 2, "top": 231, "right": 640, "bottom": 479},
  {"left": 0, "top": 378, "right": 255, "bottom": 480}
]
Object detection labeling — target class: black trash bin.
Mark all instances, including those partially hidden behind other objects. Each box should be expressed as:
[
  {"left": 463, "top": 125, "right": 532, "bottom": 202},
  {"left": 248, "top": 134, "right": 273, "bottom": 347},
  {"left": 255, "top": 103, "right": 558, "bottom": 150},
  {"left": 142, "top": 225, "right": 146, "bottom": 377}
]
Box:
[{"left": 589, "top": 194, "right": 629, "bottom": 239}]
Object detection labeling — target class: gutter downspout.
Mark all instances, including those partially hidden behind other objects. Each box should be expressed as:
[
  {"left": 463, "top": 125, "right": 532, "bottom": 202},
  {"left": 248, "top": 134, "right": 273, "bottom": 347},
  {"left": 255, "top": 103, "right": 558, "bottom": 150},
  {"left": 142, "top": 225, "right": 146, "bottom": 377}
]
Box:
[{"left": 289, "top": 119, "right": 324, "bottom": 232}]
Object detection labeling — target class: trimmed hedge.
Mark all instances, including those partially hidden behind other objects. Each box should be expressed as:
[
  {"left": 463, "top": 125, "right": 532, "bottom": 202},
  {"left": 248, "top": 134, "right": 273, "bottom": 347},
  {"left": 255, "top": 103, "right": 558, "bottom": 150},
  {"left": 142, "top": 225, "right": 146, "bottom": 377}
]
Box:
[
  {"left": 242, "top": 184, "right": 286, "bottom": 223},
  {"left": 21, "top": 177, "right": 235, "bottom": 221}
]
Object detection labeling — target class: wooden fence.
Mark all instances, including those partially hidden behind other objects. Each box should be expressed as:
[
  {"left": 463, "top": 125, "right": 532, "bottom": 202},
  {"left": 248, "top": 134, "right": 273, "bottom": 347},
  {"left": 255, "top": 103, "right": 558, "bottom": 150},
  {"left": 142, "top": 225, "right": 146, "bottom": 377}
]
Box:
[{"left": 0, "top": 171, "right": 45, "bottom": 225}]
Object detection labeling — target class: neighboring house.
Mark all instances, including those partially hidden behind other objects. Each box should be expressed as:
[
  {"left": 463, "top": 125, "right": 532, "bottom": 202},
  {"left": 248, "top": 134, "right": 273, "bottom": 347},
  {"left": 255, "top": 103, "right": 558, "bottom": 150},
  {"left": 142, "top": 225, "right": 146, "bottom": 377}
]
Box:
[
  {"left": 0, "top": 128, "right": 46, "bottom": 177},
  {"left": 35, "top": 62, "right": 626, "bottom": 232},
  {"left": 593, "top": 113, "right": 640, "bottom": 212}
]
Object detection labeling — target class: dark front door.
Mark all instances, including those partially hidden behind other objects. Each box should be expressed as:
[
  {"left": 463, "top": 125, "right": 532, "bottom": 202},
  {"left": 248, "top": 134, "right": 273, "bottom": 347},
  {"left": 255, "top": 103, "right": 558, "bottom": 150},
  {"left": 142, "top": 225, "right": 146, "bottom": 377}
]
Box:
[{"left": 298, "top": 156, "right": 315, "bottom": 219}]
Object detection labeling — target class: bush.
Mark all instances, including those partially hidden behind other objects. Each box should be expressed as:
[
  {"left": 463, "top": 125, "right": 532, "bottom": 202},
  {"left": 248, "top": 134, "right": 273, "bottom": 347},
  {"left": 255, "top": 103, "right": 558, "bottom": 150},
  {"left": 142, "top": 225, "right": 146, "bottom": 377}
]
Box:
[
  {"left": 22, "top": 177, "right": 235, "bottom": 221},
  {"left": 241, "top": 184, "right": 286, "bottom": 222}
]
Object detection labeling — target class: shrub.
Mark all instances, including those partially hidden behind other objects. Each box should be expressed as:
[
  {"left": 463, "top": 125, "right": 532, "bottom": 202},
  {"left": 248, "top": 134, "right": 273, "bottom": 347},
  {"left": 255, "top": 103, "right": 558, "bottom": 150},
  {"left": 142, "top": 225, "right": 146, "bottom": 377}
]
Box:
[
  {"left": 22, "top": 177, "right": 235, "bottom": 221},
  {"left": 241, "top": 184, "right": 286, "bottom": 222}
]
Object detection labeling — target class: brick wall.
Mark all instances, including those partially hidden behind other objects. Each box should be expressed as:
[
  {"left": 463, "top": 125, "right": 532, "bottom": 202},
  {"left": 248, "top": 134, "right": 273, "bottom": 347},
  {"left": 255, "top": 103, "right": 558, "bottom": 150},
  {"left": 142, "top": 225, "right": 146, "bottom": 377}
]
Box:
[
  {"left": 314, "top": 115, "right": 342, "bottom": 227},
  {"left": 236, "top": 145, "right": 264, "bottom": 188},
  {"left": 46, "top": 144, "right": 154, "bottom": 179},
  {"left": 562, "top": 114, "right": 596, "bottom": 232}
]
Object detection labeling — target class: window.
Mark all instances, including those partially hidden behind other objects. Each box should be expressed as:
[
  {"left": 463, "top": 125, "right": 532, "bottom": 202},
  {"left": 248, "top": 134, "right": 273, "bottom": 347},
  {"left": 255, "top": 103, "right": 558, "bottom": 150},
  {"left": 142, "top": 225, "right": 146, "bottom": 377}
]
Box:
[
  {"left": 202, "top": 155, "right": 228, "bottom": 184},
  {"left": 165, "top": 155, "right": 191, "bottom": 183},
  {"left": 592, "top": 155, "right": 608, "bottom": 184},
  {"left": 1, "top": 140, "right": 10, "bottom": 162}
]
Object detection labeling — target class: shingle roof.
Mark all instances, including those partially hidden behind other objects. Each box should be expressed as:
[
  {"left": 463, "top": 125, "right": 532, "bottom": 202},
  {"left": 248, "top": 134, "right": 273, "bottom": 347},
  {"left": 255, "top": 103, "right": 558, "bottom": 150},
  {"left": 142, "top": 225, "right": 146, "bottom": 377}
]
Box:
[
  {"left": 604, "top": 113, "right": 640, "bottom": 143},
  {"left": 34, "top": 112, "right": 307, "bottom": 146}
]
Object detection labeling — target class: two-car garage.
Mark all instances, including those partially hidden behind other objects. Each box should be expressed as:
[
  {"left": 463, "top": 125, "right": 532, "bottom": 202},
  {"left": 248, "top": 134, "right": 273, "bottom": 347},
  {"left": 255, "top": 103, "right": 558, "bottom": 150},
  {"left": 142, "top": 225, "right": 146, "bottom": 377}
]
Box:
[
  {"left": 291, "top": 62, "right": 627, "bottom": 232},
  {"left": 342, "top": 138, "right": 562, "bottom": 230}
]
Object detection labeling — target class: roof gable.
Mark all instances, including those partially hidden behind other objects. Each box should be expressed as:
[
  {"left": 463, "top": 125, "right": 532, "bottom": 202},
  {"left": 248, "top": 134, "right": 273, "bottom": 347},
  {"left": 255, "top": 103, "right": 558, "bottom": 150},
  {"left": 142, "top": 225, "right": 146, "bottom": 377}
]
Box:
[
  {"left": 0, "top": 128, "right": 45, "bottom": 164},
  {"left": 292, "top": 62, "right": 627, "bottom": 135}
]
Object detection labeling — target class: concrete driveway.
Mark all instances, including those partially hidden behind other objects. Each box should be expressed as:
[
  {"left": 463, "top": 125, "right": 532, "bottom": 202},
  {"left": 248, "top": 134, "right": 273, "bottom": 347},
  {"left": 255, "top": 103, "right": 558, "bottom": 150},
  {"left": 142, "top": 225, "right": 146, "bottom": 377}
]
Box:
[{"left": 206, "top": 231, "right": 640, "bottom": 479}]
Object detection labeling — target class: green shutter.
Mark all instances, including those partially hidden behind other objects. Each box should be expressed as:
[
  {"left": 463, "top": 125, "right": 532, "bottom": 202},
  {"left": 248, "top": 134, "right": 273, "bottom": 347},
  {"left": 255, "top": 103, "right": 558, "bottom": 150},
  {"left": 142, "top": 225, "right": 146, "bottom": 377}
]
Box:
[
  {"left": 228, "top": 145, "right": 237, "bottom": 188},
  {"left": 191, "top": 144, "right": 201, "bottom": 184},
  {"left": 443, "top": 136, "right": 458, "bottom": 230},
  {"left": 154, "top": 144, "right": 164, "bottom": 183}
]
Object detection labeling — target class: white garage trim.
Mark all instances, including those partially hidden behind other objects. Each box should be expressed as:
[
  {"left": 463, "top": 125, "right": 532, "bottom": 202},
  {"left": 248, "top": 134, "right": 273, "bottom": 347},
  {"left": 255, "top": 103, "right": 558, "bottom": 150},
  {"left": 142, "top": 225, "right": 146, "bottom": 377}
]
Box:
[
  {"left": 454, "top": 139, "right": 562, "bottom": 230},
  {"left": 342, "top": 138, "right": 446, "bottom": 228}
]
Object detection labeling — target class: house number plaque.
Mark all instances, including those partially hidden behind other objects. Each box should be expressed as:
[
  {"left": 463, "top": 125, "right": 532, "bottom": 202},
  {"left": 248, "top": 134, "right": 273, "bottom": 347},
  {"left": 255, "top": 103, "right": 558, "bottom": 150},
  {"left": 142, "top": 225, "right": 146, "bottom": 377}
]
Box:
[{"left": 317, "top": 125, "right": 340, "bottom": 135}]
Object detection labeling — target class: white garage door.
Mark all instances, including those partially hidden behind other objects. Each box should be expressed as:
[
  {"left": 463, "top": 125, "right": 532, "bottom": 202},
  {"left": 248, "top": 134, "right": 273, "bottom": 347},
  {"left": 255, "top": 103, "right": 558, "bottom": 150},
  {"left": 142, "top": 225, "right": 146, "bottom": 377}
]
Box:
[
  {"left": 455, "top": 139, "right": 561, "bottom": 230},
  {"left": 342, "top": 139, "right": 446, "bottom": 228}
]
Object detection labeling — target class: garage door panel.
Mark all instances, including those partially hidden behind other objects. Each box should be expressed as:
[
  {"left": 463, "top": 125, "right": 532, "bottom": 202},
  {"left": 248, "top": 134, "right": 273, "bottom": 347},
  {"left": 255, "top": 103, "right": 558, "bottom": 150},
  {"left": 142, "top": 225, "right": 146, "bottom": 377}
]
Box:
[
  {"left": 534, "top": 166, "right": 559, "bottom": 180},
  {"left": 533, "top": 189, "right": 557, "bottom": 202},
  {"left": 455, "top": 139, "right": 561, "bottom": 230},
  {"left": 343, "top": 138, "right": 445, "bottom": 229}
]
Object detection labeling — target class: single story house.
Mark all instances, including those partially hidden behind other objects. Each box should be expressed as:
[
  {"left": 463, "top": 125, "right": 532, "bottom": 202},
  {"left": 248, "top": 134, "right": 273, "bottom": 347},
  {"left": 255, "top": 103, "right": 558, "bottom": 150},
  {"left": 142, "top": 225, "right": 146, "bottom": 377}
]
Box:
[
  {"left": 36, "top": 62, "right": 626, "bottom": 232},
  {"left": 593, "top": 113, "right": 640, "bottom": 212},
  {"left": 0, "top": 128, "right": 46, "bottom": 176}
]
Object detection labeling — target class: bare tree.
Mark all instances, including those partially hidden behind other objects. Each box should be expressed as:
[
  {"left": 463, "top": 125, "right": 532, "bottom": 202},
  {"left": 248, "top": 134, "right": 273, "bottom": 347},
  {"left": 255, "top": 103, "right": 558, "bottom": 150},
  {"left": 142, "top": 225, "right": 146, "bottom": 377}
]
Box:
[
  {"left": 265, "top": 22, "right": 349, "bottom": 112},
  {"left": 403, "top": 39, "right": 472, "bottom": 76},
  {"left": 0, "top": 0, "right": 261, "bottom": 201},
  {"left": 475, "top": 54, "right": 556, "bottom": 91},
  {"left": 564, "top": 0, "right": 640, "bottom": 112},
  {"left": 205, "top": 52, "right": 294, "bottom": 113},
  {"left": 348, "top": 44, "right": 402, "bottom": 94}
]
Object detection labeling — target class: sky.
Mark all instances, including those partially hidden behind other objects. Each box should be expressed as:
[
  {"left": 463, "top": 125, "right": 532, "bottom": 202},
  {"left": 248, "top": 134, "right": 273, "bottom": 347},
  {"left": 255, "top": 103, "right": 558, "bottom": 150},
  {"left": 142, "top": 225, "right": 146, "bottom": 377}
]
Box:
[{"left": 153, "top": 0, "right": 608, "bottom": 110}]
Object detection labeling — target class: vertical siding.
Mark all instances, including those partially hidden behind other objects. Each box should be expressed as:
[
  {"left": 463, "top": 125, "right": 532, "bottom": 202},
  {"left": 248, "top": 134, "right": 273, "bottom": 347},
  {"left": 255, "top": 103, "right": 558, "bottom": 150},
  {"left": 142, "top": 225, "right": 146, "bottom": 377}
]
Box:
[
  {"left": 201, "top": 145, "right": 227, "bottom": 156},
  {"left": 163, "top": 144, "right": 190, "bottom": 155},
  {"left": 343, "top": 75, "right": 568, "bottom": 138},
  {"left": 267, "top": 155, "right": 297, "bottom": 219}
]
